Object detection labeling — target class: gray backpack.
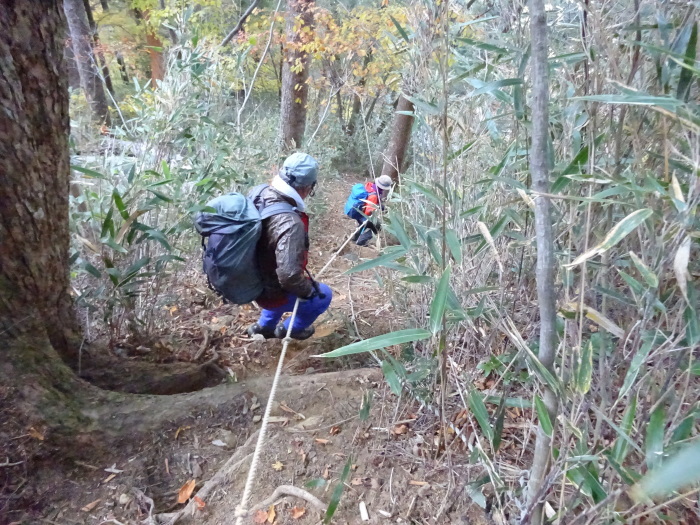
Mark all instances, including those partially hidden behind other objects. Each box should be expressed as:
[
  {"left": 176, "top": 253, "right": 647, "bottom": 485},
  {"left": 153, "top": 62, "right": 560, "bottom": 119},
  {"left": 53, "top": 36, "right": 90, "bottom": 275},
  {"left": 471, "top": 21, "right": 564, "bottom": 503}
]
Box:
[{"left": 194, "top": 184, "right": 294, "bottom": 304}]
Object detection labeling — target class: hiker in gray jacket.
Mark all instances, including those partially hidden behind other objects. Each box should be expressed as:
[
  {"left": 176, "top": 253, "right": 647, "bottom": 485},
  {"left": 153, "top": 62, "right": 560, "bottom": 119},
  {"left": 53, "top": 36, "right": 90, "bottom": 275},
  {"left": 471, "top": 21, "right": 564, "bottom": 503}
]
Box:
[{"left": 247, "top": 153, "right": 332, "bottom": 340}]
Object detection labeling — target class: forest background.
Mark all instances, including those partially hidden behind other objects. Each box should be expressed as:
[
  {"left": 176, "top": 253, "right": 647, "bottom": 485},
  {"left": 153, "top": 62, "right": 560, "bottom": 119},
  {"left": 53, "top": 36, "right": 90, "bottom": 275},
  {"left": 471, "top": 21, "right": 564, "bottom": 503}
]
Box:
[{"left": 1, "top": 0, "right": 699, "bottom": 522}]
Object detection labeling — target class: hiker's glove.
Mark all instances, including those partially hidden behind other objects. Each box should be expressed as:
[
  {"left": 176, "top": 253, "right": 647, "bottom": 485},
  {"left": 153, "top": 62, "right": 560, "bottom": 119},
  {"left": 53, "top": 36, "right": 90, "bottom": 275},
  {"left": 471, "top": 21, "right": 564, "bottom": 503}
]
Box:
[{"left": 365, "top": 220, "right": 380, "bottom": 234}]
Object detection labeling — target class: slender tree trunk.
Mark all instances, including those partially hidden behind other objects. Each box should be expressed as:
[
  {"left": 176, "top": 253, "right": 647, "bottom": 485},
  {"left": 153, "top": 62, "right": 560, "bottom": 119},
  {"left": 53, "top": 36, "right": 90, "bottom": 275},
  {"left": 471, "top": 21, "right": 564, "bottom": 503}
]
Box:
[
  {"left": 63, "top": 0, "right": 111, "bottom": 125},
  {"left": 380, "top": 94, "right": 414, "bottom": 182},
  {"left": 116, "top": 52, "right": 129, "bottom": 83},
  {"left": 524, "top": 0, "right": 558, "bottom": 522},
  {"left": 279, "top": 0, "right": 315, "bottom": 151},
  {"left": 100, "top": 0, "right": 109, "bottom": 10},
  {"left": 83, "top": 0, "right": 114, "bottom": 95},
  {"left": 145, "top": 28, "right": 165, "bottom": 84}
]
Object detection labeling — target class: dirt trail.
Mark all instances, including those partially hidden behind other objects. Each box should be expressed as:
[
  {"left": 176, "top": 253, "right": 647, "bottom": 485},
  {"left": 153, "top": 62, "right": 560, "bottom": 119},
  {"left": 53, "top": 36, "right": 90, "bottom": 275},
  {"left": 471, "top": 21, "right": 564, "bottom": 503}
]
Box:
[{"left": 8, "top": 175, "right": 489, "bottom": 525}]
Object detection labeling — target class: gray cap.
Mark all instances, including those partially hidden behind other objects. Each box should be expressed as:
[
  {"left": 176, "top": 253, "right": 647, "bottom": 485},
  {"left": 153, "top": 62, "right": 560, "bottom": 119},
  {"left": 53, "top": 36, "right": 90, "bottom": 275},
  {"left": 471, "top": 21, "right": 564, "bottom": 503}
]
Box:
[
  {"left": 280, "top": 152, "right": 319, "bottom": 187},
  {"left": 375, "top": 175, "right": 392, "bottom": 191}
]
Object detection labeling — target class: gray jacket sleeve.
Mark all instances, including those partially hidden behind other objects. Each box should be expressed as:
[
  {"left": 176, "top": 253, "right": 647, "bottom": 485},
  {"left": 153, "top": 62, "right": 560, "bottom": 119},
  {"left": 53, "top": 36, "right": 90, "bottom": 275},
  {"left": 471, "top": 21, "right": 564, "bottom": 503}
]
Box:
[{"left": 267, "top": 213, "right": 314, "bottom": 298}]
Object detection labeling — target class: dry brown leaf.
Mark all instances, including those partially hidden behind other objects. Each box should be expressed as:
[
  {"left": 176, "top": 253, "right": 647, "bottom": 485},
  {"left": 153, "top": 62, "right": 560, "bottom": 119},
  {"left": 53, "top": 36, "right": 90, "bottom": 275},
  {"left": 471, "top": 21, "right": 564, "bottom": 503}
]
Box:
[
  {"left": 409, "top": 480, "right": 428, "bottom": 486},
  {"left": 177, "top": 479, "right": 196, "bottom": 504},
  {"left": 81, "top": 499, "right": 101, "bottom": 512},
  {"left": 291, "top": 506, "right": 306, "bottom": 519},
  {"left": 194, "top": 496, "right": 206, "bottom": 510},
  {"left": 393, "top": 424, "right": 408, "bottom": 435},
  {"left": 329, "top": 426, "right": 341, "bottom": 435},
  {"left": 28, "top": 427, "right": 44, "bottom": 441},
  {"left": 272, "top": 460, "right": 284, "bottom": 471},
  {"left": 254, "top": 509, "right": 268, "bottom": 523},
  {"left": 351, "top": 477, "right": 368, "bottom": 486},
  {"left": 267, "top": 504, "right": 276, "bottom": 523},
  {"left": 314, "top": 438, "right": 331, "bottom": 445}
]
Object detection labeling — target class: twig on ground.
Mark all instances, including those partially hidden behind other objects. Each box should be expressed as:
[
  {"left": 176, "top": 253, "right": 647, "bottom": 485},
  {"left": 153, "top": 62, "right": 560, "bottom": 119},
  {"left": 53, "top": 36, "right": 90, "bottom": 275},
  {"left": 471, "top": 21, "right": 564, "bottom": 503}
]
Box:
[
  {"left": 0, "top": 458, "right": 23, "bottom": 467},
  {"left": 245, "top": 485, "right": 326, "bottom": 515}
]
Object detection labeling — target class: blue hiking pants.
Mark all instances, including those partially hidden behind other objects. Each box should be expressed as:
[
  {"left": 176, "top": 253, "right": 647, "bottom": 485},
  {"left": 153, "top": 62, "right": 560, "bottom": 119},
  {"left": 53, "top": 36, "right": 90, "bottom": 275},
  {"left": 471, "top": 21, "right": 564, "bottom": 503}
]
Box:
[{"left": 257, "top": 283, "right": 333, "bottom": 332}]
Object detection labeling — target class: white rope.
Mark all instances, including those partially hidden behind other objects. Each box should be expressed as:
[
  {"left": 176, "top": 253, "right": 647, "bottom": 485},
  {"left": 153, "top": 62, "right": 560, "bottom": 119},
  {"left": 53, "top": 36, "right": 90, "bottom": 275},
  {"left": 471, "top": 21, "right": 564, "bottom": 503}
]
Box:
[{"left": 234, "top": 224, "right": 363, "bottom": 523}]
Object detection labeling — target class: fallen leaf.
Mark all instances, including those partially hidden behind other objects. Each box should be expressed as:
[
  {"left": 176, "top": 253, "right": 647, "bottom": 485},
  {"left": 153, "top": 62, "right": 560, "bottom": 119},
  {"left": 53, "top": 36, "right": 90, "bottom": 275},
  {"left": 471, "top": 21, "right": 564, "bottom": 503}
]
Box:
[
  {"left": 267, "top": 504, "right": 276, "bottom": 523},
  {"left": 314, "top": 438, "right": 331, "bottom": 445},
  {"left": 393, "top": 424, "right": 408, "bottom": 435},
  {"left": 175, "top": 426, "right": 191, "bottom": 440},
  {"left": 194, "top": 496, "right": 206, "bottom": 510},
  {"left": 177, "top": 479, "right": 196, "bottom": 504},
  {"left": 351, "top": 477, "right": 368, "bottom": 486},
  {"left": 254, "top": 510, "right": 268, "bottom": 523},
  {"left": 409, "top": 480, "right": 428, "bottom": 486},
  {"left": 212, "top": 439, "right": 227, "bottom": 447},
  {"left": 329, "top": 425, "right": 341, "bottom": 435},
  {"left": 291, "top": 506, "right": 306, "bottom": 519},
  {"left": 272, "top": 460, "right": 284, "bottom": 471},
  {"left": 28, "top": 427, "right": 44, "bottom": 441},
  {"left": 81, "top": 499, "right": 101, "bottom": 512}
]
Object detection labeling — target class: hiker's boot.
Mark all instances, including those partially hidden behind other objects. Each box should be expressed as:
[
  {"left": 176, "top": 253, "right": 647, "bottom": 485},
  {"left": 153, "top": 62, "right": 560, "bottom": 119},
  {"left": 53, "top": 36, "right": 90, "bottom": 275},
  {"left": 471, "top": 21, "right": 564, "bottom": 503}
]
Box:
[
  {"left": 247, "top": 323, "right": 277, "bottom": 339},
  {"left": 274, "top": 323, "right": 315, "bottom": 341},
  {"left": 356, "top": 230, "right": 373, "bottom": 246}
]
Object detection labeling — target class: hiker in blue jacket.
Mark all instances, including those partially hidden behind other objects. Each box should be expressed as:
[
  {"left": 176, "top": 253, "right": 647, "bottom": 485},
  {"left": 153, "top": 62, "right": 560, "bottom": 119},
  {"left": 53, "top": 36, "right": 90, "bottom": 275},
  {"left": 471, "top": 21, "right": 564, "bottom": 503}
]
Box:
[
  {"left": 246, "top": 153, "right": 332, "bottom": 340},
  {"left": 344, "top": 175, "right": 393, "bottom": 246}
]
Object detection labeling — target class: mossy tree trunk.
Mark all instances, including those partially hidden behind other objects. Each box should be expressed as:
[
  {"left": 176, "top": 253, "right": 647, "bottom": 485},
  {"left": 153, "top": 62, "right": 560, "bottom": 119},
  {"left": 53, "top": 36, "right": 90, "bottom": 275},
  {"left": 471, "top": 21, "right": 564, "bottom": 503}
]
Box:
[
  {"left": 279, "top": 0, "right": 315, "bottom": 151},
  {"left": 0, "top": 0, "right": 96, "bottom": 439}
]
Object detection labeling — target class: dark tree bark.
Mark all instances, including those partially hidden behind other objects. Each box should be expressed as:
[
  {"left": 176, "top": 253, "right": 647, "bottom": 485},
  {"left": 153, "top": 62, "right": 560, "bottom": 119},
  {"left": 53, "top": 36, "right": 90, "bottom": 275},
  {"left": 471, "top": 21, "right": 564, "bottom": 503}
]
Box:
[
  {"left": 63, "top": 0, "right": 111, "bottom": 125},
  {"left": 116, "top": 52, "right": 129, "bottom": 83},
  {"left": 100, "top": 0, "right": 109, "bottom": 10},
  {"left": 279, "top": 0, "right": 315, "bottom": 151},
  {"left": 221, "top": 0, "right": 262, "bottom": 47},
  {"left": 145, "top": 18, "right": 165, "bottom": 85},
  {"left": 82, "top": 0, "right": 115, "bottom": 95},
  {"left": 380, "top": 94, "right": 414, "bottom": 182}
]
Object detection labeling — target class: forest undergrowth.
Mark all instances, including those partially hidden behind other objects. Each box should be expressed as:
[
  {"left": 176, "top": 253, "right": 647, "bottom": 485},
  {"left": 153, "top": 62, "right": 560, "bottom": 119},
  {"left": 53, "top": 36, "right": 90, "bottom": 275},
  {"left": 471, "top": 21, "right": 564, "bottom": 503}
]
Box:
[{"left": 18, "top": 0, "right": 698, "bottom": 522}]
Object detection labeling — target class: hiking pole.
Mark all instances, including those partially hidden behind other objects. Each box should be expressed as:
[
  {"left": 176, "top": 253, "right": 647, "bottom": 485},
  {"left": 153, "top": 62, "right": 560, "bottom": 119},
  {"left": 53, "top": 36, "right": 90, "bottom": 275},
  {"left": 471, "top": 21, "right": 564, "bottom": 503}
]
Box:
[{"left": 235, "top": 225, "right": 362, "bottom": 524}]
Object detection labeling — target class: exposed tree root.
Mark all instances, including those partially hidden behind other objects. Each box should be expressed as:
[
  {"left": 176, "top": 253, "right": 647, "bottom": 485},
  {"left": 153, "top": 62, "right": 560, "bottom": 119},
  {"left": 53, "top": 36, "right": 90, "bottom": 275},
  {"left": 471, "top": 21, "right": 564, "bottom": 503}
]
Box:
[
  {"left": 245, "top": 485, "right": 327, "bottom": 515},
  {"left": 157, "top": 431, "right": 260, "bottom": 525}
]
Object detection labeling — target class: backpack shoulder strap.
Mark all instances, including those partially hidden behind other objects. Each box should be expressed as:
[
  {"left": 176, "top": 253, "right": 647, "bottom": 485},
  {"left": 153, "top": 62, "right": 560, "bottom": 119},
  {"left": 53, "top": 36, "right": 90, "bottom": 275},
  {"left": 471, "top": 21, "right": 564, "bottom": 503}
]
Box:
[{"left": 260, "top": 201, "right": 295, "bottom": 219}]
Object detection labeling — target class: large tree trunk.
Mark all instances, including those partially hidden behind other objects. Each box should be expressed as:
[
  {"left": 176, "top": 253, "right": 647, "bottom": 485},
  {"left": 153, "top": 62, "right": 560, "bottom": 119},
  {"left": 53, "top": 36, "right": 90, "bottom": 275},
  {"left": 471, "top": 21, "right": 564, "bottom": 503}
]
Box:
[
  {"left": 525, "top": 0, "right": 558, "bottom": 521},
  {"left": 145, "top": 21, "right": 165, "bottom": 85},
  {"left": 279, "top": 0, "right": 315, "bottom": 151},
  {"left": 1, "top": 3, "right": 82, "bottom": 364},
  {"left": 63, "top": 0, "right": 111, "bottom": 125},
  {"left": 380, "top": 94, "right": 414, "bottom": 182}
]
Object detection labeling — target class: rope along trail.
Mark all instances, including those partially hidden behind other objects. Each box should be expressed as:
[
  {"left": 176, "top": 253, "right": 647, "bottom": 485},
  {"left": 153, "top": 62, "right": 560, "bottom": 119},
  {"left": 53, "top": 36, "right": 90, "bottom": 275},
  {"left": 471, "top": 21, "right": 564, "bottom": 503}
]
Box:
[{"left": 234, "top": 224, "right": 364, "bottom": 523}]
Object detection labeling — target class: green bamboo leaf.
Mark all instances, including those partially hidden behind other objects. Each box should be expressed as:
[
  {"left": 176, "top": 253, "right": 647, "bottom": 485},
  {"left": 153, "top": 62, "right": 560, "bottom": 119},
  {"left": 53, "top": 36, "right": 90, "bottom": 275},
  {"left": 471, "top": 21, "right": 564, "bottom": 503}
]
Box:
[
  {"left": 629, "top": 251, "right": 659, "bottom": 288},
  {"left": 345, "top": 247, "right": 407, "bottom": 275},
  {"left": 80, "top": 261, "right": 102, "bottom": 278},
  {"left": 445, "top": 229, "right": 462, "bottom": 262},
  {"left": 645, "top": 406, "right": 666, "bottom": 470},
  {"left": 71, "top": 164, "right": 107, "bottom": 179},
  {"left": 401, "top": 275, "right": 432, "bottom": 284},
  {"left": 619, "top": 339, "right": 654, "bottom": 399},
  {"left": 386, "top": 210, "right": 413, "bottom": 249},
  {"left": 534, "top": 395, "right": 553, "bottom": 437},
  {"left": 100, "top": 236, "right": 128, "bottom": 254},
  {"left": 457, "top": 37, "right": 510, "bottom": 54},
  {"left": 324, "top": 457, "right": 351, "bottom": 523},
  {"left": 469, "top": 78, "right": 522, "bottom": 97},
  {"left": 572, "top": 94, "right": 683, "bottom": 110},
  {"left": 389, "top": 15, "right": 410, "bottom": 42},
  {"left": 381, "top": 360, "right": 402, "bottom": 396},
  {"left": 112, "top": 189, "right": 129, "bottom": 220},
  {"left": 314, "top": 329, "right": 431, "bottom": 358},
  {"left": 676, "top": 22, "right": 698, "bottom": 101},
  {"left": 632, "top": 441, "right": 700, "bottom": 502},
  {"left": 468, "top": 388, "right": 494, "bottom": 443},
  {"left": 611, "top": 394, "right": 638, "bottom": 464},
  {"left": 575, "top": 341, "right": 594, "bottom": 395},
  {"left": 429, "top": 267, "right": 451, "bottom": 335},
  {"left": 566, "top": 209, "right": 653, "bottom": 267}
]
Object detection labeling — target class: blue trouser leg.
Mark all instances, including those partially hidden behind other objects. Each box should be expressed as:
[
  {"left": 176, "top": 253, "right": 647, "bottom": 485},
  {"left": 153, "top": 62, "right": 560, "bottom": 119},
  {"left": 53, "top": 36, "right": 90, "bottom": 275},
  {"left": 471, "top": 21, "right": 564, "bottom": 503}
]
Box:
[{"left": 257, "top": 283, "right": 333, "bottom": 332}]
